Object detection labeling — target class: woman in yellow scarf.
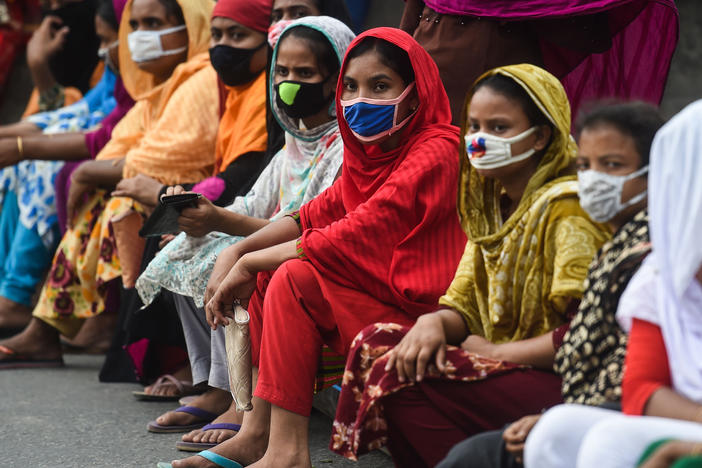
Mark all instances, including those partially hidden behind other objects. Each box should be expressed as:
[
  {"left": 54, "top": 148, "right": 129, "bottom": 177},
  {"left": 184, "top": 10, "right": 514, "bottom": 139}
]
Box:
[
  {"left": 0, "top": 0, "right": 218, "bottom": 369},
  {"left": 331, "top": 64, "right": 610, "bottom": 467}
]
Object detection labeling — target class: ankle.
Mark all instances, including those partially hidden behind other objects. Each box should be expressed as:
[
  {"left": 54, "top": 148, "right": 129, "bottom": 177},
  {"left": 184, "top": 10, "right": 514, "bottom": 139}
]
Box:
[{"left": 28, "top": 318, "right": 61, "bottom": 345}]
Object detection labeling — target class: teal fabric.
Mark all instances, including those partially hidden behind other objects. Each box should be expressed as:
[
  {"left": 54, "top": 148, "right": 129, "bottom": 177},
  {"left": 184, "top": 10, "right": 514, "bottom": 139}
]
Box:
[
  {"left": 199, "top": 450, "right": 243, "bottom": 468},
  {"left": 0, "top": 190, "right": 58, "bottom": 305}
]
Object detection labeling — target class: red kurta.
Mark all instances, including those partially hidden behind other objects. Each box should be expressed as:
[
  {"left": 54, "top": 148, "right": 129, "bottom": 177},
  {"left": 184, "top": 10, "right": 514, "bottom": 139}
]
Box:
[{"left": 248, "top": 28, "right": 467, "bottom": 416}]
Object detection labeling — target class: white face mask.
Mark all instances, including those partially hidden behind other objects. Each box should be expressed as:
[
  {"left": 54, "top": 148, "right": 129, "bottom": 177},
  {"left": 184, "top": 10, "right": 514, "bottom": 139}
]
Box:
[
  {"left": 464, "top": 127, "right": 537, "bottom": 170},
  {"left": 97, "top": 40, "right": 119, "bottom": 72},
  {"left": 127, "top": 25, "right": 187, "bottom": 63},
  {"left": 577, "top": 165, "right": 648, "bottom": 223}
]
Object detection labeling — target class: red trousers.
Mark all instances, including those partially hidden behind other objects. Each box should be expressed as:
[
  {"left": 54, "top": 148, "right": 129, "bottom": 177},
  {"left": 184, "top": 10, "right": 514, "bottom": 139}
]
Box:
[{"left": 248, "top": 259, "right": 415, "bottom": 416}]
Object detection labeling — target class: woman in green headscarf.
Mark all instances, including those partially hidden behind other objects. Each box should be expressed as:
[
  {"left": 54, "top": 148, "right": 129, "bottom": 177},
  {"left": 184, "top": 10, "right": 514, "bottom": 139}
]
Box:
[{"left": 332, "top": 64, "right": 610, "bottom": 467}]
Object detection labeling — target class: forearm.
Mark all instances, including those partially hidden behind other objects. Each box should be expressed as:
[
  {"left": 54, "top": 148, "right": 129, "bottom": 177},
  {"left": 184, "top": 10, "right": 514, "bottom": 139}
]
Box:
[
  {"left": 436, "top": 308, "right": 469, "bottom": 346},
  {"left": 20, "top": 133, "right": 90, "bottom": 161},
  {"left": 29, "top": 59, "right": 57, "bottom": 96},
  {"left": 215, "top": 208, "right": 270, "bottom": 237},
  {"left": 494, "top": 332, "right": 556, "bottom": 369},
  {"left": 0, "top": 122, "right": 41, "bottom": 139},
  {"left": 232, "top": 216, "right": 301, "bottom": 257},
  {"left": 644, "top": 387, "right": 702, "bottom": 422},
  {"left": 75, "top": 159, "right": 125, "bottom": 188},
  {"left": 240, "top": 240, "right": 298, "bottom": 274}
]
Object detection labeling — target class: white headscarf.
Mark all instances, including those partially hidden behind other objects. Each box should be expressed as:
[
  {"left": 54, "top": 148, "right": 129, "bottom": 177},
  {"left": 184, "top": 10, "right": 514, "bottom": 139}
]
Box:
[{"left": 618, "top": 100, "right": 702, "bottom": 402}]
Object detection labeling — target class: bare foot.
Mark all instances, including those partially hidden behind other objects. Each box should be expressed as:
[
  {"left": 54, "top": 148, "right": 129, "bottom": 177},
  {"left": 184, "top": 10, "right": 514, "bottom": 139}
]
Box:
[
  {"left": 61, "top": 311, "right": 117, "bottom": 353},
  {"left": 0, "top": 296, "right": 32, "bottom": 330},
  {"left": 144, "top": 366, "right": 194, "bottom": 397},
  {"left": 182, "top": 398, "right": 242, "bottom": 444},
  {"left": 247, "top": 451, "right": 311, "bottom": 468},
  {"left": 171, "top": 424, "right": 268, "bottom": 468},
  {"left": 157, "top": 387, "right": 232, "bottom": 428},
  {"left": 0, "top": 318, "right": 62, "bottom": 362}
]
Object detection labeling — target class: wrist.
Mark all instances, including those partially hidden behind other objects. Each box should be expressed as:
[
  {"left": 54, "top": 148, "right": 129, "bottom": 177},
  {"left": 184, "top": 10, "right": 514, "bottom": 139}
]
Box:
[{"left": 217, "top": 207, "right": 236, "bottom": 234}]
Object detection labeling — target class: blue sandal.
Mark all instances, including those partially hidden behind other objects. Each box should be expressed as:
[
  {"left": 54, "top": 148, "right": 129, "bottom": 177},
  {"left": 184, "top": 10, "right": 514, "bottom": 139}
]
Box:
[
  {"left": 175, "top": 423, "right": 242, "bottom": 452},
  {"left": 157, "top": 449, "right": 243, "bottom": 468},
  {"left": 147, "top": 406, "right": 219, "bottom": 433}
]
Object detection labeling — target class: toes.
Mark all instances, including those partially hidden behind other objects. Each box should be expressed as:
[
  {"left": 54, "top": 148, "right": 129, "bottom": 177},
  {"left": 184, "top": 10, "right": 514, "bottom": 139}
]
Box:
[{"left": 181, "top": 429, "right": 202, "bottom": 443}]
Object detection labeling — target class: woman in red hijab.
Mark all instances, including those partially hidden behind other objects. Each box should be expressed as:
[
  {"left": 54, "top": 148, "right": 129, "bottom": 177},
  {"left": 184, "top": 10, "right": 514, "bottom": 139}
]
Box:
[{"left": 165, "top": 27, "right": 466, "bottom": 468}]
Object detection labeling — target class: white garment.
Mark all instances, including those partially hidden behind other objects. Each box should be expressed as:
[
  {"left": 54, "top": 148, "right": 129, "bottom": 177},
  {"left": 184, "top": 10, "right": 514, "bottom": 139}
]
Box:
[
  {"left": 617, "top": 100, "right": 702, "bottom": 403},
  {"left": 525, "top": 404, "right": 702, "bottom": 468}
]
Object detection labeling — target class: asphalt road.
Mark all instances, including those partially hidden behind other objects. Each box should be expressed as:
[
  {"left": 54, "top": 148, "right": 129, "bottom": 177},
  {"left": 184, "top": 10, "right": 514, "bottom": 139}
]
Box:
[{"left": 0, "top": 354, "right": 393, "bottom": 468}]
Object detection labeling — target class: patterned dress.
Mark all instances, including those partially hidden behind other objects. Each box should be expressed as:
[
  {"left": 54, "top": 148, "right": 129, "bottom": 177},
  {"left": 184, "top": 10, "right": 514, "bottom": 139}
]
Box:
[{"left": 555, "top": 209, "right": 650, "bottom": 405}]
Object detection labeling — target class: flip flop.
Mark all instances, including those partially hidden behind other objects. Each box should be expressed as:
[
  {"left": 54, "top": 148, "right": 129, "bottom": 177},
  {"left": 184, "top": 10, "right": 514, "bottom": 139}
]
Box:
[
  {"left": 176, "top": 423, "right": 242, "bottom": 452},
  {"left": 147, "top": 406, "right": 219, "bottom": 433},
  {"left": 0, "top": 344, "right": 64, "bottom": 370},
  {"left": 133, "top": 374, "right": 201, "bottom": 401},
  {"left": 157, "top": 449, "right": 243, "bottom": 468}
]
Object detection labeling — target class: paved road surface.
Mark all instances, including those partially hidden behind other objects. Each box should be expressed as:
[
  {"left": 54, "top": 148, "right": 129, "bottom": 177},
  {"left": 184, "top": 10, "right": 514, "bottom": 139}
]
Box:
[{"left": 0, "top": 354, "right": 393, "bottom": 468}]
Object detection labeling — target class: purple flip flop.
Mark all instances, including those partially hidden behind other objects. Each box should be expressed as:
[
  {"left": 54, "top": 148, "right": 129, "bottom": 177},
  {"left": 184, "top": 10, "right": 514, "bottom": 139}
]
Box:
[
  {"left": 147, "top": 406, "right": 219, "bottom": 433},
  {"left": 175, "top": 423, "right": 242, "bottom": 452}
]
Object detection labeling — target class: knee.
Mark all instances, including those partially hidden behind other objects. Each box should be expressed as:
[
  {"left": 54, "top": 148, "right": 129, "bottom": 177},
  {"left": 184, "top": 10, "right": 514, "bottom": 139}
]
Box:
[
  {"left": 436, "top": 431, "right": 505, "bottom": 468},
  {"left": 267, "top": 259, "right": 316, "bottom": 296},
  {"left": 576, "top": 417, "right": 630, "bottom": 468},
  {"left": 524, "top": 405, "right": 587, "bottom": 468}
]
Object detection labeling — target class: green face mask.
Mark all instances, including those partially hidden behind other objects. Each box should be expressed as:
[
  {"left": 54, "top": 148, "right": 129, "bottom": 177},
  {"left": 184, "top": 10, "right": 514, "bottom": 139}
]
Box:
[{"left": 275, "top": 79, "right": 331, "bottom": 119}]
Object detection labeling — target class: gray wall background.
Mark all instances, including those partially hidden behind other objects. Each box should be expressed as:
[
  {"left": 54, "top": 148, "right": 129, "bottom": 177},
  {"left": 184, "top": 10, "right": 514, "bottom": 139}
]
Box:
[{"left": 1, "top": 0, "right": 699, "bottom": 122}]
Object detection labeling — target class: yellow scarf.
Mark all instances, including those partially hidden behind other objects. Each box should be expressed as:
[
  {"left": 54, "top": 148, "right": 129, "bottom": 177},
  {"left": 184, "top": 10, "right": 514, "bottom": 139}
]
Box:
[{"left": 439, "top": 64, "right": 610, "bottom": 343}]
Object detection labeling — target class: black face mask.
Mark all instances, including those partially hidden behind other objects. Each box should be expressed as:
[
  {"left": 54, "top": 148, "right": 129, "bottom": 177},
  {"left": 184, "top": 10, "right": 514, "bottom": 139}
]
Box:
[
  {"left": 209, "top": 43, "right": 266, "bottom": 87},
  {"left": 274, "top": 78, "right": 332, "bottom": 119},
  {"left": 46, "top": 0, "right": 100, "bottom": 94}
]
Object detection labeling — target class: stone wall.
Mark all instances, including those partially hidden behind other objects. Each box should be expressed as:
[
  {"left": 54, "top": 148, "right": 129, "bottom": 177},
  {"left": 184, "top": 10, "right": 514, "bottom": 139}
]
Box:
[{"left": 660, "top": 0, "right": 702, "bottom": 117}]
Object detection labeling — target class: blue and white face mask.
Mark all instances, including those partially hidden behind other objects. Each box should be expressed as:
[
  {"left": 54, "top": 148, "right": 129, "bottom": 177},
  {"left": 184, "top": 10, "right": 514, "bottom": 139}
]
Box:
[{"left": 340, "top": 82, "right": 417, "bottom": 144}]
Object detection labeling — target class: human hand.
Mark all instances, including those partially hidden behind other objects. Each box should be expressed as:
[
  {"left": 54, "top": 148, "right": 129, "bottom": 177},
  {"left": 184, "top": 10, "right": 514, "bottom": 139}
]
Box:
[
  {"left": 205, "top": 255, "right": 257, "bottom": 329},
  {"left": 384, "top": 312, "right": 447, "bottom": 383},
  {"left": 26, "top": 16, "right": 69, "bottom": 68},
  {"left": 159, "top": 234, "right": 176, "bottom": 250},
  {"left": 67, "top": 166, "right": 94, "bottom": 228},
  {"left": 178, "top": 197, "right": 220, "bottom": 238},
  {"left": 0, "top": 138, "right": 21, "bottom": 169},
  {"left": 639, "top": 441, "right": 702, "bottom": 468},
  {"left": 164, "top": 185, "right": 187, "bottom": 197},
  {"left": 461, "top": 335, "right": 502, "bottom": 360},
  {"left": 204, "top": 244, "right": 242, "bottom": 306},
  {"left": 503, "top": 414, "right": 542, "bottom": 464},
  {"left": 111, "top": 174, "right": 163, "bottom": 207}
]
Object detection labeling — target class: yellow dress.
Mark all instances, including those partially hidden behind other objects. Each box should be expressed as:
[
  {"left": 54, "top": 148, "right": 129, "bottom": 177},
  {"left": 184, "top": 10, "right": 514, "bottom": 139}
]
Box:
[
  {"left": 440, "top": 63, "right": 610, "bottom": 343},
  {"left": 32, "top": 0, "right": 218, "bottom": 336}
]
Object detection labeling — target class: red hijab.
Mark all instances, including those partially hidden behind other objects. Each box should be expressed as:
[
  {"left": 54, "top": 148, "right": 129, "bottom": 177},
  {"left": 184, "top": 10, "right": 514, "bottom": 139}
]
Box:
[{"left": 299, "top": 28, "right": 466, "bottom": 315}]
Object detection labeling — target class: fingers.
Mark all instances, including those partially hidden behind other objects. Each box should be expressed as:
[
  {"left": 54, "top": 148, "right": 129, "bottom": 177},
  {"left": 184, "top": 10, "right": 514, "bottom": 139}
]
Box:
[
  {"left": 435, "top": 343, "right": 446, "bottom": 373},
  {"left": 384, "top": 349, "right": 396, "bottom": 373},
  {"left": 415, "top": 346, "right": 432, "bottom": 382},
  {"left": 205, "top": 299, "right": 217, "bottom": 330}
]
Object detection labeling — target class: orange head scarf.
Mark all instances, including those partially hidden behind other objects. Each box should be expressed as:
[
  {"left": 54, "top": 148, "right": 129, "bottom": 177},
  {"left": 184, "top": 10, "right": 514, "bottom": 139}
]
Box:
[{"left": 211, "top": 0, "right": 272, "bottom": 173}]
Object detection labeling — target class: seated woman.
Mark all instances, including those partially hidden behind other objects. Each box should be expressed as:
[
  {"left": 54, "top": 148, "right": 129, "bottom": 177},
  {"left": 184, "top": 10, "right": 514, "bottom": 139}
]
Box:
[
  {"left": 140, "top": 15, "right": 355, "bottom": 445},
  {"left": 159, "top": 28, "right": 467, "bottom": 468},
  {"left": 331, "top": 64, "right": 611, "bottom": 468},
  {"left": 0, "top": 0, "right": 218, "bottom": 369},
  {"left": 0, "top": 0, "right": 132, "bottom": 334},
  {"left": 524, "top": 100, "right": 702, "bottom": 468},
  {"left": 436, "top": 101, "right": 664, "bottom": 468},
  {"left": 116, "top": 0, "right": 354, "bottom": 212}
]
